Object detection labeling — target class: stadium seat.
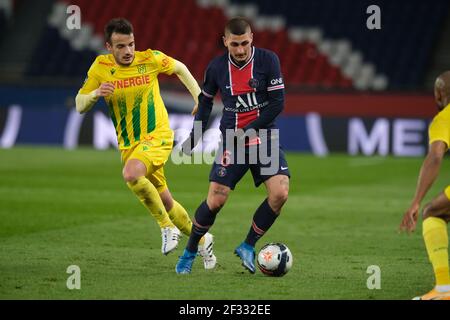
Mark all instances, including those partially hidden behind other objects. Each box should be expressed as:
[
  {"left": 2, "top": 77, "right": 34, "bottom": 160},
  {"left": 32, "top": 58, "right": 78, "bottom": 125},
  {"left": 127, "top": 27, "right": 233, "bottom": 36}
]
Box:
[
  {"left": 25, "top": 0, "right": 449, "bottom": 90},
  {"left": 231, "top": 0, "right": 449, "bottom": 89}
]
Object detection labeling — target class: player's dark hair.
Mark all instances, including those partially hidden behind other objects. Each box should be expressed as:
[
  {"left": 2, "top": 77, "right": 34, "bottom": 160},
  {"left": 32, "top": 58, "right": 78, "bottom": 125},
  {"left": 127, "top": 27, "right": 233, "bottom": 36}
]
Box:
[
  {"left": 104, "top": 18, "right": 133, "bottom": 44},
  {"left": 225, "top": 17, "right": 251, "bottom": 35}
]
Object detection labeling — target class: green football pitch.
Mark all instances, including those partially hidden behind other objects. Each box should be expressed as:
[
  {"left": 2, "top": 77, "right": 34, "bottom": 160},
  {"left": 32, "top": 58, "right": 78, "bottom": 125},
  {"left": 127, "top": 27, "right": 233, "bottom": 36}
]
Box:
[{"left": 1, "top": 146, "right": 449, "bottom": 300}]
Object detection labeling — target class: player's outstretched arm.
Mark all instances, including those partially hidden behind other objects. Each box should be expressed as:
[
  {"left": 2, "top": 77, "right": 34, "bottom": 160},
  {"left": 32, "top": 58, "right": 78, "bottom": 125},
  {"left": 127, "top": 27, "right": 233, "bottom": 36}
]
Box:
[
  {"left": 173, "top": 60, "right": 201, "bottom": 115},
  {"left": 400, "top": 141, "right": 447, "bottom": 233},
  {"left": 181, "top": 93, "right": 214, "bottom": 155},
  {"left": 180, "top": 60, "right": 218, "bottom": 155},
  {"left": 75, "top": 83, "right": 114, "bottom": 114}
]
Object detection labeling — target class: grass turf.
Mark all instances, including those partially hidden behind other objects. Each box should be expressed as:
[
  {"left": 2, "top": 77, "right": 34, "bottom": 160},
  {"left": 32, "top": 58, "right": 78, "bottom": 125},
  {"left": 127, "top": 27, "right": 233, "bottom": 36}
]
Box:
[{"left": 0, "top": 146, "right": 449, "bottom": 299}]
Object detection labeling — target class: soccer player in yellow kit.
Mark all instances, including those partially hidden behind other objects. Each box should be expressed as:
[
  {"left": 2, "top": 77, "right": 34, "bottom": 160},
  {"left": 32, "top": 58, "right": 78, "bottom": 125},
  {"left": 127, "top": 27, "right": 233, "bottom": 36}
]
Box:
[
  {"left": 400, "top": 71, "right": 450, "bottom": 300},
  {"left": 75, "top": 18, "right": 216, "bottom": 269}
]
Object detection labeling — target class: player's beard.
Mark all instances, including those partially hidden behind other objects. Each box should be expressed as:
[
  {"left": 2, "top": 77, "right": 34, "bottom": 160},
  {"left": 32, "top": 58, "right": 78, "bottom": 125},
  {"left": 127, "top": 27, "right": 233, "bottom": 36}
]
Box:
[
  {"left": 231, "top": 52, "right": 249, "bottom": 66},
  {"left": 234, "top": 47, "right": 252, "bottom": 64},
  {"left": 234, "top": 54, "right": 246, "bottom": 61},
  {"left": 118, "top": 54, "right": 134, "bottom": 66}
]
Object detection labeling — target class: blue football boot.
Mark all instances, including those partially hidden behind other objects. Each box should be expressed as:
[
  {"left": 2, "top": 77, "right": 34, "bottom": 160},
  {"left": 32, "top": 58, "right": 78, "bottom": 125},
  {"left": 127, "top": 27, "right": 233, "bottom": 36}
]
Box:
[
  {"left": 175, "top": 249, "right": 197, "bottom": 274},
  {"left": 234, "top": 242, "right": 256, "bottom": 274}
]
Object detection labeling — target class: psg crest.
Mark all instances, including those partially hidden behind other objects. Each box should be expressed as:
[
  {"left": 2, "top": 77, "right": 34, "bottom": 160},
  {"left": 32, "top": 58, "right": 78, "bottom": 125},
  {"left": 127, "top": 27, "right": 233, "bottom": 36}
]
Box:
[
  {"left": 248, "top": 78, "right": 259, "bottom": 88},
  {"left": 217, "top": 167, "right": 227, "bottom": 177}
]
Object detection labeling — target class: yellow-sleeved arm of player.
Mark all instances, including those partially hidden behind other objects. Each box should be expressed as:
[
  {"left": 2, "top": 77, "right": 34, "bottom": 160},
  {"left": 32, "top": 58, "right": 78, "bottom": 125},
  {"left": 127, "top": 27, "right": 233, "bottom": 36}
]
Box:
[
  {"left": 75, "top": 90, "right": 99, "bottom": 114},
  {"left": 173, "top": 60, "right": 201, "bottom": 104},
  {"left": 428, "top": 112, "right": 450, "bottom": 148},
  {"left": 79, "top": 66, "right": 101, "bottom": 94},
  {"left": 153, "top": 50, "right": 176, "bottom": 75},
  {"left": 76, "top": 59, "right": 102, "bottom": 113}
]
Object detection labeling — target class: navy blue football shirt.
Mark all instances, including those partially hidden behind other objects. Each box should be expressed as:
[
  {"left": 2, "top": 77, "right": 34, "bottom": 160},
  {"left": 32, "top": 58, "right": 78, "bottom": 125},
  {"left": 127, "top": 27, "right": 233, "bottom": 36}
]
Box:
[{"left": 193, "top": 46, "right": 285, "bottom": 139}]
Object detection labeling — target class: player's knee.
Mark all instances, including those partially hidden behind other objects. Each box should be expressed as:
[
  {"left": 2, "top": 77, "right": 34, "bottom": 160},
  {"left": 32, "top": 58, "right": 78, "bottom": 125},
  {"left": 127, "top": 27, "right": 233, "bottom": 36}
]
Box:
[
  {"left": 207, "top": 185, "right": 230, "bottom": 212},
  {"left": 207, "top": 196, "right": 227, "bottom": 213},
  {"left": 123, "top": 160, "right": 147, "bottom": 183},
  {"left": 208, "top": 199, "right": 225, "bottom": 213},
  {"left": 270, "top": 189, "right": 289, "bottom": 206},
  {"left": 280, "top": 189, "right": 289, "bottom": 204},
  {"left": 122, "top": 169, "right": 141, "bottom": 183},
  {"left": 267, "top": 191, "right": 288, "bottom": 214}
]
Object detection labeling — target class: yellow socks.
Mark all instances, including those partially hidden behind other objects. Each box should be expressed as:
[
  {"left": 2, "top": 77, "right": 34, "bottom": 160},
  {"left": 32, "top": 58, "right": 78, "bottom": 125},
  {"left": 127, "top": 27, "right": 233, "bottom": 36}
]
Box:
[
  {"left": 423, "top": 217, "right": 450, "bottom": 286},
  {"left": 167, "top": 200, "right": 192, "bottom": 236},
  {"left": 127, "top": 177, "right": 174, "bottom": 229},
  {"left": 167, "top": 200, "right": 205, "bottom": 245}
]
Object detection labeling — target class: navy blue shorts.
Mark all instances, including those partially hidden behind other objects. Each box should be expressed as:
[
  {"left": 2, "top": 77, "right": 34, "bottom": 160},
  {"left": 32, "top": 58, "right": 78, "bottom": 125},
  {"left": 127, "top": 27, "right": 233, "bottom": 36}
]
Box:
[{"left": 209, "top": 139, "right": 290, "bottom": 190}]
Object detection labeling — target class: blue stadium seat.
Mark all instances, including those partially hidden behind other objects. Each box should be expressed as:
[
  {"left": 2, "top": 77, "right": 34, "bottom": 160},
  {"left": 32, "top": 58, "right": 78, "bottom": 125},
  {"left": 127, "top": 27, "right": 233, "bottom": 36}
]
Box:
[
  {"left": 26, "top": 26, "right": 98, "bottom": 78},
  {"left": 231, "top": 0, "right": 449, "bottom": 89}
]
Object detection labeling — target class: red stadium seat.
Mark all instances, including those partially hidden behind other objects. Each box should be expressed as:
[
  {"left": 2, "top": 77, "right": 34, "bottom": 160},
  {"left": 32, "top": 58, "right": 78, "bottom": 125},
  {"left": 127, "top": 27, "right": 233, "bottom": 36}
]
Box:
[{"left": 32, "top": 0, "right": 354, "bottom": 88}]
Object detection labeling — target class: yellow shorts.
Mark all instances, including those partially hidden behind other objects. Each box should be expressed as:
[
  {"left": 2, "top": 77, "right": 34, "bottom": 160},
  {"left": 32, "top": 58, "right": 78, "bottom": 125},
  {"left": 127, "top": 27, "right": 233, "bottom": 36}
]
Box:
[
  {"left": 445, "top": 186, "right": 450, "bottom": 200},
  {"left": 121, "top": 133, "right": 174, "bottom": 193}
]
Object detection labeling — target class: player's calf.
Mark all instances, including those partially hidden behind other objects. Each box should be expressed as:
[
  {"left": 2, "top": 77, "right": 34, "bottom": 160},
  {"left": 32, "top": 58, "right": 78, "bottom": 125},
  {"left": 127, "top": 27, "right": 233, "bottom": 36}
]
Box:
[{"left": 207, "top": 182, "right": 230, "bottom": 212}]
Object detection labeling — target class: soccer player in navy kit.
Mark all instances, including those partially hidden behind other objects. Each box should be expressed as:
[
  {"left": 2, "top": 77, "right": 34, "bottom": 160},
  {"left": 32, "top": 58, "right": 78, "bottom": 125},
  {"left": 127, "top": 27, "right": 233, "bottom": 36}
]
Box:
[{"left": 176, "top": 17, "right": 290, "bottom": 274}]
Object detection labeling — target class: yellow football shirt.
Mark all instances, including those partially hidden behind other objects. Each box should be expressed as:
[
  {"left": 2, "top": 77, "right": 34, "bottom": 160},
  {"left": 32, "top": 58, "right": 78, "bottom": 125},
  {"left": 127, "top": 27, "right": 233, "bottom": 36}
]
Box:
[
  {"left": 429, "top": 103, "right": 450, "bottom": 148},
  {"left": 78, "top": 49, "right": 175, "bottom": 149}
]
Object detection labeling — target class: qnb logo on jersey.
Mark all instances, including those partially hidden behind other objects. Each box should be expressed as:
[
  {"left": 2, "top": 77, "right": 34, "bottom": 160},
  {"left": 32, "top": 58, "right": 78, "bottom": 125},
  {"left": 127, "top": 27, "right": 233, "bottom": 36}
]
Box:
[
  {"left": 267, "top": 78, "right": 284, "bottom": 92},
  {"left": 236, "top": 93, "right": 258, "bottom": 109},
  {"left": 270, "top": 78, "right": 283, "bottom": 85}
]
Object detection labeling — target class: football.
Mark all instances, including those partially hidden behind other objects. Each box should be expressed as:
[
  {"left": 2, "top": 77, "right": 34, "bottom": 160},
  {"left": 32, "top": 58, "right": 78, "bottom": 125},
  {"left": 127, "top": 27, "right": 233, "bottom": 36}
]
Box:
[{"left": 257, "top": 243, "right": 293, "bottom": 277}]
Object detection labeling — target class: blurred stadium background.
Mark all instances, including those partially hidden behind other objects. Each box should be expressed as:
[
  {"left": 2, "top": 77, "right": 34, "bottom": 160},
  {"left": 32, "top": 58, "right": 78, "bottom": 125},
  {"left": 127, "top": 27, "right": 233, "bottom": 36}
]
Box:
[
  {"left": 1, "top": 0, "right": 449, "bottom": 153},
  {"left": 1, "top": 0, "right": 450, "bottom": 300}
]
